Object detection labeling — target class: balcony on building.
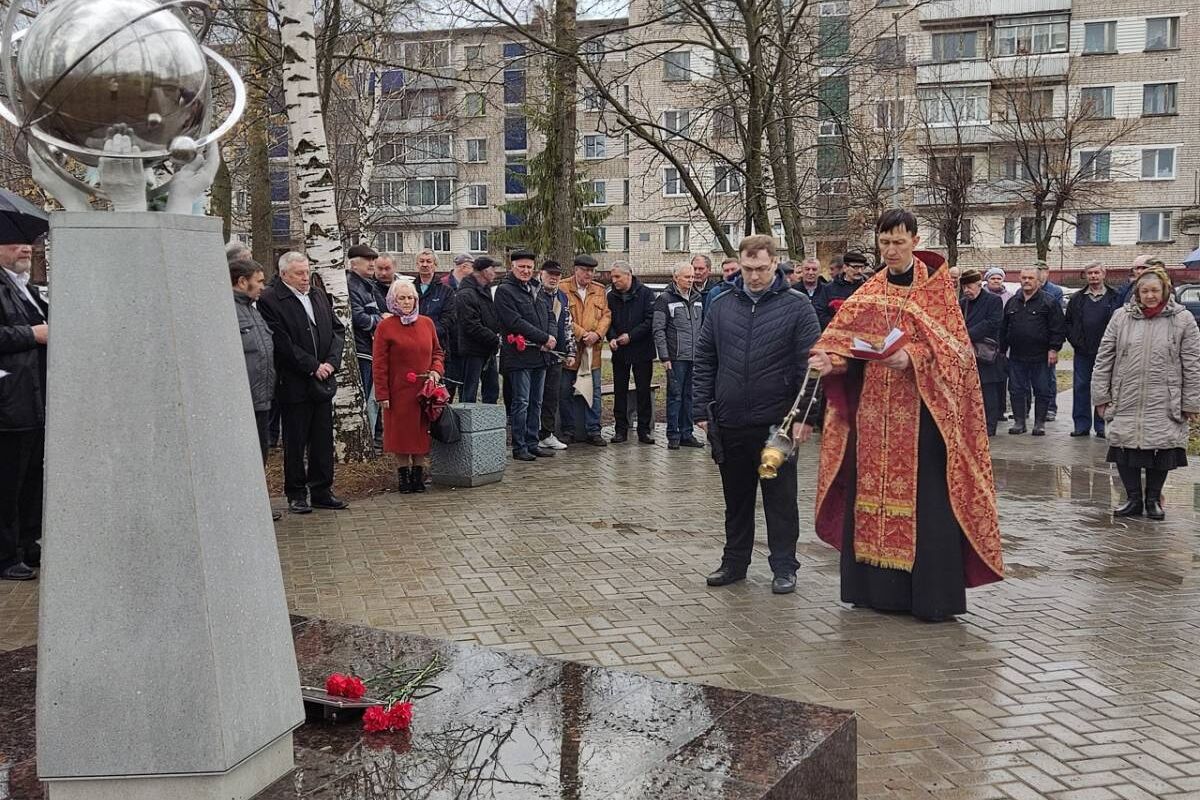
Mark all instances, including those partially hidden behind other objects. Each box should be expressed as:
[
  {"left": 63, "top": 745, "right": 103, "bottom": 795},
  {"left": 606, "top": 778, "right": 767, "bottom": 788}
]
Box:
[
  {"left": 912, "top": 182, "right": 1020, "bottom": 207},
  {"left": 919, "top": 0, "right": 1071, "bottom": 24}
]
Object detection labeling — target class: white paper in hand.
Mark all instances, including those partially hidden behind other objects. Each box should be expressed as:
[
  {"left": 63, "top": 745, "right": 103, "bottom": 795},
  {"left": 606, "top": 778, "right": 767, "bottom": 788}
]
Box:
[{"left": 851, "top": 327, "right": 905, "bottom": 355}]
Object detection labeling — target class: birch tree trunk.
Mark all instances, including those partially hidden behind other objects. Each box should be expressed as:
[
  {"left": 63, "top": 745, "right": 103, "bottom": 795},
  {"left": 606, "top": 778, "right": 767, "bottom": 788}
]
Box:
[{"left": 279, "top": 0, "right": 373, "bottom": 463}]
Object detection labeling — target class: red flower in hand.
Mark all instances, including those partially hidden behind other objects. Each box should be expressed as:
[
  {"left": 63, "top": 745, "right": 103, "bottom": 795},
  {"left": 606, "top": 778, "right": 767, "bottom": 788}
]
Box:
[
  {"left": 406, "top": 371, "right": 418, "bottom": 383},
  {"left": 362, "top": 705, "right": 391, "bottom": 733},
  {"left": 829, "top": 298, "right": 845, "bottom": 313},
  {"left": 505, "top": 334, "right": 516, "bottom": 344},
  {"left": 343, "top": 676, "right": 367, "bottom": 701},
  {"left": 325, "top": 673, "right": 350, "bottom": 697},
  {"left": 515, "top": 335, "right": 527, "bottom": 352},
  {"left": 387, "top": 701, "right": 414, "bottom": 731}
]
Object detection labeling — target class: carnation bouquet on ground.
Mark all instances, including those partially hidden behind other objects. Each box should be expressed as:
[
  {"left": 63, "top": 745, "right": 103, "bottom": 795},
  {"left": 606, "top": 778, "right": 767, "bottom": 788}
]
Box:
[{"left": 305, "top": 655, "right": 443, "bottom": 734}]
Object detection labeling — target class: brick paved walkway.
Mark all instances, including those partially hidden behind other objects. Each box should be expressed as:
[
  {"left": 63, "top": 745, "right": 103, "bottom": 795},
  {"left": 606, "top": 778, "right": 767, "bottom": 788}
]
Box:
[{"left": 3, "top": 388, "right": 1199, "bottom": 800}]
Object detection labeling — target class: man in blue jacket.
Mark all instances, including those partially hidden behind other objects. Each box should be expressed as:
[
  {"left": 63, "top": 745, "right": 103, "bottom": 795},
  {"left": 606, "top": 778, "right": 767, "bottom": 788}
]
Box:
[
  {"left": 693, "top": 234, "right": 821, "bottom": 595},
  {"left": 1036, "top": 262, "right": 1065, "bottom": 421},
  {"left": 1064, "top": 262, "right": 1120, "bottom": 438}
]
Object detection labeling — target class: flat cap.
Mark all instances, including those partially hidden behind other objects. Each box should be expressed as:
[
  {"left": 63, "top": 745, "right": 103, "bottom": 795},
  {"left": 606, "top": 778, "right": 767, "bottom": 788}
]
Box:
[
  {"left": 453, "top": 253, "right": 474, "bottom": 266},
  {"left": 510, "top": 248, "right": 537, "bottom": 262},
  {"left": 346, "top": 243, "right": 379, "bottom": 260},
  {"left": 842, "top": 251, "right": 870, "bottom": 267},
  {"left": 541, "top": 259, "right": 562, "bottom": 274},
  {"left": 473, "top": 255, "right": 499, "bottom": 271},
  {"left": 573, "top": 253, "right": 598, "bottom": 268}
]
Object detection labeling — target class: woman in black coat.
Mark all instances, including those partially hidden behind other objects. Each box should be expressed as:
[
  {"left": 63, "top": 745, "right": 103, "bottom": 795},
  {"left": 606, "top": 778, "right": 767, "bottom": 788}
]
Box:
[{"left": 959, "top": 269, "right": 1004, "bottom": 435}]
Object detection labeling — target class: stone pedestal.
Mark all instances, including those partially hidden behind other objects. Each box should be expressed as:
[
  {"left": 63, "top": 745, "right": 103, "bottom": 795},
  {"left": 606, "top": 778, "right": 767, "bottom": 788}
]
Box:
[
  {"left": 430, "top": 403, "right": 506, "bottom": 487},
  {"left": 36, "top": 213, "right": 303, "bottom": 799}
]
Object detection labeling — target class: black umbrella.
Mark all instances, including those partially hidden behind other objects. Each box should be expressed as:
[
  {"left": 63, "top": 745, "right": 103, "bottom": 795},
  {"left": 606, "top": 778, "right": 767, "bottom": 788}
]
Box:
[{"left": 0, "top": 188, "right": 49, "bottom": 244}]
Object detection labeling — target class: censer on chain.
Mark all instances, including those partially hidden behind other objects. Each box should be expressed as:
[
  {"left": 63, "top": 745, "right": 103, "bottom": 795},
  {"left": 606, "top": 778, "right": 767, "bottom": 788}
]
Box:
[{"left": 758, "top": 367, "right": 823, "bottom": 479}]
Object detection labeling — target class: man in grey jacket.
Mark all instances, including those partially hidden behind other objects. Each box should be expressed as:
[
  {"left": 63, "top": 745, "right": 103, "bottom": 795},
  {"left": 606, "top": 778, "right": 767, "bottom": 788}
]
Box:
[
  {"left": 231, "top": 259, "right": 280, "bottom": 520},
  {"left": 654, "top": 261, "right": 705, "bottom": 449}
]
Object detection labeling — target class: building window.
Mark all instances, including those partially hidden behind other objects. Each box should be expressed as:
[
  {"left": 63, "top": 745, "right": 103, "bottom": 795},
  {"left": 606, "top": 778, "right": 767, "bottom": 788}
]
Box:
[
  {"left": 713, "top": 106, "right": 736, "bottom": 138},
  {"left": 663, "top": 51, "right": 692, "bottom": 81},
  {"left": 1139, "top": 211, "right": 1172, "bottom": 242},
  {"left": 406, "top": 179, "right": 453, "bottom": 207},
  {"left": 466, "top": 184, "right": 488, "bottom": 207},
  {"left": 877, "top": 157, "right": 904, "bottom": 189},
  {"left": 503, "top": 69, "right": 526, "bottom": 104},
  {"left": 468, "top": 229, "right": 488, "bottom": 253},
  {"left": 589, "top": 226, "right": 608, "bottom": 251},
  {"left": 931, "top": 155, "right": 973, "bottom": 185},
  {"left": 664, "top": 224, "right": 690, "bottom": 252},
  {"left": 1080, "top": 86, "right": 1114, "bottom": 118},
  {"left": 465, "top": 93, "right": 486, "bottom": 117},
  {"left": 874, "top": 36, "right": 906, "bottom": 67},
  {"left": 1004, "top": 88, "right": 1054, "bottom": 119},
  {"left": 1141, "top": 148, "right": 1175, "bottom": 180},
  {"left": 711, "top": 222, "right": 736, "bottom": 252},
  {"left": 505, "top": 158, "right": 527, "bottom": 195},
  {"left": 404, "top": 134, "right": 452, "bottom": 162},
  {"left": 931, "top": 30, "right": 979, "bottom": 63},
  {"left": 466, "top": 138, "right": 487, "bottom": 163},
  {"left": 580, "top": 36, "right": 607, "bottom": 63},
  {"left": 267, "top": 124, "right": 288, "bottom": 157},
  {"left": 1079, "top": 149, "right": 1111, "bottom": 181},
  {"left": 875, "top": 99, "right": 904, "bottom": 130},
  {"left": 373, "top": 230, "right": 403, "bottom": 252},
  {"left": 1075, "top": 213, "right": 1110, "bottom": 245},
  {"left": 369, "top": 179, "right": 404, "bottom": 206},
  {"left": 1145, "top": 17, "right": 1179, "bottom": 51},
  {"left": 918, "top": 85, "right": 989, "bottom": 125},
  {"left": 504, "top": 116, "right": 528, "bottom": 152},
  {"left": 589, "top": 180, "right": 607, "bottom": 205},
  {"left": 1003, "top": 216, "right": 1039, "bottom": 245},
  {"left": 622, "top": 227, "right": 631, "bottom": 252},
  {"left": 401, "top": 89, "right": 452, "bottom": 119},
  {"left": 272, "top": 211, "right": 290, "bottom": 237},
  {"left": 583, "top": 135, "right": 607, "bottom": 159},
  {"left": 819, "top": 14, "right": 850, "bottom": 59},
  {"left": 818, "top": 177, "right": 849, "bottom": 195},
  {"left": 818, "top": 75, "right": 849, "bottom": 135},
  {"left": 233, "top": 189, "right": 248, "bottom": 214},
  {"left": 502, "top": 42, "right": 526, "bottom": 59},
  {"left": 269, "top": 169, "right": 289, "bottom": 202},
  {"left": 714, "top": 163, "right": 742, "bottom": 195},
  {"left": 663, "top": 167, "right": 687, "bottom": 196},
  {"left": 464, "top": 45, "right": 485, "bottom": 66},
  {"left": 1142, "top": 83, "right": 1178, "bottom": 116},
  {"left": 623, "top": 179, "right": 630, "bottom": 205},
  {"left": 663, "top": 110, "right": 691, "bottom": 139},
  {"left": 423, "top": 230, "right": 452, "bottom": 252},
  {"left": 581, "top": 88, "right": 605, "bottom": 112},
  {"left": 994, "top": 15, "right": 1069, "bottom": 57},
  {"left": 404, "top": 41, "right": 450, "bottom": 68},
  {"left": 1082, "top": 21, "right": 1116, "bottom": 54},
  {"left": 375, "top": 137, "right": 403, "bottom": 164}
]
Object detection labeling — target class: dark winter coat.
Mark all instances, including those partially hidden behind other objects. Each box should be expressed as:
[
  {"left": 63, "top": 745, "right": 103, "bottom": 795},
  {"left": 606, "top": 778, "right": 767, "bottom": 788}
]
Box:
[
  {"left": 606, "top": 277, "right": 657, "bottom": 364},
  {"left": 1065, "top": 286, "right": 1121, "bottom": 358},
  {"left": 256, "top": 279, "right": 346, "bottom": 405},
  {"left": 797, "top": 276, "right": 828, "bottom": 299},
  {"left": 813, "top": 274, "right": 865, "bottom": 329},
  {"left": 693, "top": 271, "right": 822, "bottom": 427},
  {"left": 0, "top": 270, "right": 47, "bottom": 431},
  {"left": 453, "top": 273, "right": 501, "bottom": 359},
  {"left": 960, "top": 289, "right": 1004, "bottom": 385},
  {"left": 1000, "top": 289, "right": 1066, "bottom": 363},
  {"left": 494, "top": 273, "right": 555, "bottom": 372},
  {"left": 348, "top": 271, "right": 386, "bottom": 359},
  {"left": 235, "top": 291, "right": 276, "bottom": 411},
  {"left": 417, "top": 276, "right": 456, "bottom": 354},
  {"left": 653, "top": 282, "right": 704, "bottom": 362}
]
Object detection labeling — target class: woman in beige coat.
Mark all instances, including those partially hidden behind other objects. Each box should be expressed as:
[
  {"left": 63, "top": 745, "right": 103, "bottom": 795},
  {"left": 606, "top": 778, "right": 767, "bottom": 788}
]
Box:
[{"left": 1092, "top": 268, "right": 1200, "bottom": 520}]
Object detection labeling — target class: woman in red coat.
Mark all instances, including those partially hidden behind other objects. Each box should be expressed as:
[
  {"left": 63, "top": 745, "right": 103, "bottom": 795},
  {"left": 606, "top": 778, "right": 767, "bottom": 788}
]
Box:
[{"left": 373, "top": 279, "right": 444, "bottom": 493}]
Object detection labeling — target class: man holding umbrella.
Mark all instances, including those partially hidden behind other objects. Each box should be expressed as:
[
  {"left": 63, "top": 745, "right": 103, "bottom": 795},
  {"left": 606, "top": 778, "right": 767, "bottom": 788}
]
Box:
[{"left": 0, "top": 192, "right": 50, "bottom": 580}]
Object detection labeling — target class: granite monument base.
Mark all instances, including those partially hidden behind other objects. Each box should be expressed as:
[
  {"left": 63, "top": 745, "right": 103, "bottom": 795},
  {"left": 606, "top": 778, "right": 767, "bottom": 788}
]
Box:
[
  {"left": 35, "top": 213, "right": 302, "bottom": 795},
  {"left": 430, "top": 403, "right": 507, "bottom": 487}
]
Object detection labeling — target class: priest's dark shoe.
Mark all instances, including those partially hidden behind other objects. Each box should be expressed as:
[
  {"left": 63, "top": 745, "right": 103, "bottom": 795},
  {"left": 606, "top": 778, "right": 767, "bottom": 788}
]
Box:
[
  {"left": 638, "top": 433, "right": 655, "bottom": 444},
  {"left": 312, "top": 494, "right": 350, "bottom": 510},
  {"left": 705, "top": 566, "right": 746, "bottom": 587},
  {"left": 1008, "top": 422, "right": 1026, "bottom": 435},
  {"left": 1144, "top": 497, "right": 1165, "bottom": 520},
  {"left": 288, "top": 498, "right": 313, "bottom": 514},
  {"left": 772, "top": 573, "right": 797, "bottom": 594},
  {"left": 0, "top": 562, "right": 36, "bottom": 581},
  {"left": 1113, "top": 498, "right": 1143, "bottom": 517}
]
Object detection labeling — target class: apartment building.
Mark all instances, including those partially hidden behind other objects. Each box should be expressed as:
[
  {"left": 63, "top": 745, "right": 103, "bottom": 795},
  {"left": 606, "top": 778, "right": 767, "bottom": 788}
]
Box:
[{"left": 242, "top": 0, "right": 1200, "bottom": 277}]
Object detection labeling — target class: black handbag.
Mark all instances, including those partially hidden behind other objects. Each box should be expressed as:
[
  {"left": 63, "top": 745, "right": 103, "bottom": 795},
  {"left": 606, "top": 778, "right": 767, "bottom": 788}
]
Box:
[
  {"left": 974, "top": 338, "right": 1000, "bottom": 364},
  {"left": 429, "top": 405, "right": 462, "bottom": 444}
]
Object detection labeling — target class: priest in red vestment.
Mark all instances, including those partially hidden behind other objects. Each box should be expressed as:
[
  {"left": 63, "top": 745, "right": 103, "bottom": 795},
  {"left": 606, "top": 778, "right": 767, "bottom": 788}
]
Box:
[{"left": 808, "top": 209, "right": 1004, "bottom": 621}]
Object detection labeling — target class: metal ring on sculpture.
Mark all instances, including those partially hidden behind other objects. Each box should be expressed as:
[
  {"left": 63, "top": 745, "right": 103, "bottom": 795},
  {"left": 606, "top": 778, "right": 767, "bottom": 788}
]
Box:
[{"left": 0, "top": 0, "right": 245, "bottom": 168}]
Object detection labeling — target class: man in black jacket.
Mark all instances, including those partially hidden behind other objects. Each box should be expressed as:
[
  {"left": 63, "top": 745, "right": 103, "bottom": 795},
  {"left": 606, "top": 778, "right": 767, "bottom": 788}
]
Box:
[
  {"left": 0, "top": 238, "right": 47, "bottom": 581},
  {"left": 257, "top": 252, "right": 350, "bottom": 514},
  {"left": 606, "top": 262, "right": 657, "bottom": 444},
  {"left": 346, "top": 243, "right": 386, "bottom": 439},
  {"left": 959, "top": 270, "right": 1005, "bottom": 435},
  {"left": 813, "top": 250, "right": 868, "bottom": 328},
  {"left": 494, "top": 249, "right": 557, "bottom": 461},
  {"left": 693, "top": 234, "right": 821, "bottom": 595},
  {"left": 1000, "top": 267, "right": 1066, "bottom": 436},
  {"left": 454, "top": 256, "right": 501, "bottom": 403},
  {"left": 1065, "top": 261, "right": 1120, "bottom": 438}
]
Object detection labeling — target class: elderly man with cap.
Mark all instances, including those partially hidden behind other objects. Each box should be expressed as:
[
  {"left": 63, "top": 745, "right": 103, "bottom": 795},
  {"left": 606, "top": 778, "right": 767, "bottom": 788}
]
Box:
[
  {"left": 454, "top": 254, "right": 502, "bottom": 403},
  {"left": 560, "top": 254, "right": 611, "bottom": 445},
  {"left": 537, "top": 260, "right": 576, "bottom": 450},
  {"left": 346, "top": 243, "right": 388, "bottom": 436},
  {"left": 1065, "top": 261, "right": 1120, "bottom": 438},
  {"left": 495, "top": 249, "right": 557, "bottom": 461},
  {"left": 0, "top": 236, "right": 48, "bottom": 580},
  {"left": 444, "top": 253, "right": 476, "bottom": 289},
  {"left": 959, "top": 269, "right": 1005, "bottom": 435},
  {"left": 607, "top": 261, "right": 658, "bottom": 444},
  {"left": 814, "top": 250, "right": 868, "bottom": 329}
]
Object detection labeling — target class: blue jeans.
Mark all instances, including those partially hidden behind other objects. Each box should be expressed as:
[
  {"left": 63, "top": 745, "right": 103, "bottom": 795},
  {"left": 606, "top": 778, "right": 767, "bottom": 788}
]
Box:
[
  {"left": 666, "top": 361, "right": 695, "bottom": 442},
  {"left": 1071, "top": 353, "right": 1104, "bottom": 434},
  {"left": 560, "top": 368, "right": 602, "bottom": 437},
  {"left": 460, "top": 354, "right": 500, "bottom": 404},
  {"left": 1008, "top": 360, "right": 1054, "bottom": 418},
  {"left": 507, "top": 368, "right": 545, "bottom": 454},
  {"left": 1045, "top": 363, "right": 1058, "bottom": 413}
]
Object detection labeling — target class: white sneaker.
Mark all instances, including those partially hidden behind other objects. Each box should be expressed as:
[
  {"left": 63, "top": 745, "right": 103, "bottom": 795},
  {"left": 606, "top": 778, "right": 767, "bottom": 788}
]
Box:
[{"left": 540, "top": 434, "right": 568, "bottom": 450}]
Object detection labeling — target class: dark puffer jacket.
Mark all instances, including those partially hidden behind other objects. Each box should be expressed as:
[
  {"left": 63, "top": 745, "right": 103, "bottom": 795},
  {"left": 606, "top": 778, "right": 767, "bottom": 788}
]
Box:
[
  {"left": 348, "top": 271, "right": 386, "bottom": 359},
  {"left": 653, "top": 282, "right": 704, "bottom": 362},
  {"left": 606, "top": 276, "right": 657, "bottom": 364},
  {"left": 454, "top": 273, "right": 500, "bottom": 359},
  {"left": 1000, "top": 289, "right": 1066, "bottom": 363},
  {"left": 693, "top": 271, "right": 822, "bottom": 427},
  {"left": 494, "top": 273, "right": 554, "bottom": 372}
]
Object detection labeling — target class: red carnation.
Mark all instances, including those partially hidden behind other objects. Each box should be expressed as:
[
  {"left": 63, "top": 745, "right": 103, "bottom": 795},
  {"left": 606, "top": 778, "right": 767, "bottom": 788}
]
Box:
[
  {"left": 829, "top": 298, "right": 845, "bottom": 312},
  {"left": 505, "top": 334, "right": 516, "bottom": 344},
  {"left": 343, "top": 676, "right": 367, "bottom": 701},
  {"left": 405, "top": 371, "right": 418, "bottom": 383},
  {"left": 325, "top": 673, "right": 350, "bottom": 697},
  {"left": 515, "top": 335, "right": 527, "bottom": 352},
  {"left": 362, "top": 705, "right": 390, "bottom": 733},
  {"left": 387, "top": 701, "right": 414, "bottom": 731}
]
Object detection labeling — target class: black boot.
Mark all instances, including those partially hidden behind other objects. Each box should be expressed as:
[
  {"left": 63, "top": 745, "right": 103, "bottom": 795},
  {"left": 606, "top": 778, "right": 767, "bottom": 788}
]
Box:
[
  {"left": 1008, "top": 399, "right": 1027, "bottom": 434},
  {"left": 1144, "top": 497, "right": 1164, "bottom": 520},
  {"left": 397, "top": 467, "right": 412, "bottom": 494},
  {"left": 410, "top": 465, "right": 426, "bottom": 493},
  {"left": 1113, "top": 497, "right": 1143, "bottom": 517},
  {"left": 1031, "top": 400, "right": 1047, "bottom": 436}
]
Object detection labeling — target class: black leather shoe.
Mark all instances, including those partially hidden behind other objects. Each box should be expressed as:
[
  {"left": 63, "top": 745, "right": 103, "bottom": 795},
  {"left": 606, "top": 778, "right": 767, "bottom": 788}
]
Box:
[
  {"left": 532, "top": 447, "right": 555, "bottom": 457},
  {"left": 1113, "top": 498, "right": 1143, "bottom": 517},
  {"left": 410, "top": 466, "right": 426, "bottom": 493},
  {"left": 1144, "top": 497, "right": 1165, "bottom": 520},
  {"left": 1069, "top": 430, "right": 1090, "bottom": 437},
  {"left": 772, "top": 573, "right": 797, "bottom": 594},
  {"left": 1031, "top": 424, "right": 1046, "bottom": 436},
  {"left": 1095, "top": 430, "right": 1106, "bottom": 439},
  {"left": 513, "top": 450, "right": 537, "bottom": 462},
  {"left": 680, "top": 438, "right": 705, "bottom": 448},
  {"left": 610, "top": 432, "right": 628, "bottom": 443},
  {"left": 1008, "top": 423, "right": 1027, "bottom": 435},
  {"left": 288, "top": 499, "right": 313, "bottom": 514},
  {"left": 668, "top": 441, "right": 680, "bottom": 450},
  {"left": 586, "top": 435, "right": 608, "bottom": 447},
  {"left": 638, "top": 434, "right": 655, "bottom": 444},
  {"left": 0, "top": 563, "right": 36, "bottom": 581},
  {"left": 311, "top": 494, "right": 349, "bottom": 510},
  {"left": 397, "top": 467, "right": 412, "bottom": 494},
  {"left": 705, "top": 566, "right": 746, "bottom": 587}
]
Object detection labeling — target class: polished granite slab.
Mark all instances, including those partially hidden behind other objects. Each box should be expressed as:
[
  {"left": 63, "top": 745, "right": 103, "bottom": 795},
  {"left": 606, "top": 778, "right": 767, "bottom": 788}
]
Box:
[{"left": 0, "top": 617, "right": 855, "bottom": 799}]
